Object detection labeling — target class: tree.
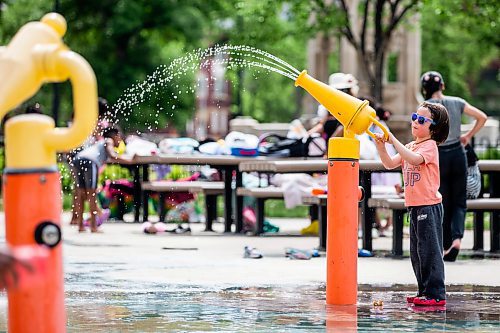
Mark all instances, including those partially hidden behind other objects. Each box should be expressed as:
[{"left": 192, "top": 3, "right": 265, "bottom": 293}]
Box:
[
  {"left": 289, "top": 0, "right": 420, "bottom": 103},
  {"left": 212, "top": 0, "right": 309, "bottom": 122},
  {"left": 0, "top": 1, "right": 227, "bottom": 130},
  {"left": 420, "top": 0, "right": 499, "bottom": 115}
]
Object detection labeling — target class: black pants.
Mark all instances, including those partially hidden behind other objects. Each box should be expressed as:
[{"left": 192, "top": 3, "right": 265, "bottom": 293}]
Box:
[
  {"left": 438, "top": 142, "right": 467, "bottom": 249},
  {"left": 409, "top": 203, "right": 446, "bottom": 300}
]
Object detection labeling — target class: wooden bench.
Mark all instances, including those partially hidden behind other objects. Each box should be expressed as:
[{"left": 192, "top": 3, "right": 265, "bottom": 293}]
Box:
[
  {"left": 142, "top": 181, "right": 224, "bottom": 231},
  {"left": 368, "top": 197, "right": 500, "bottom": 256}
]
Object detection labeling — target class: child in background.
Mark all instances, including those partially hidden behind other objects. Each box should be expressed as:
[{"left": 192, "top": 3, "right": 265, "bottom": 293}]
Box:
[
  {"left": 71, "top": 126, "right": 131, "bottom": 232},
  {"left": 374, "top": 102, "right": 449, "bottom": 306}
]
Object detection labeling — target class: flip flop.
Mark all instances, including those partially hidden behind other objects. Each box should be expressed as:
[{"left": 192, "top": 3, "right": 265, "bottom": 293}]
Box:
[
  {"left": 443, "top": 247, "right": 459, "bottom": 262},
  {"left": 83, "top": 209, "right": 110, "bottom": 227}
]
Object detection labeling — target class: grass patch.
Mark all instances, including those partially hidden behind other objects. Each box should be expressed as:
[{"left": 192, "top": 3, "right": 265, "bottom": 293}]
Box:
[
  {"left": 466, "top": 212, "right": 490, "bottom": 230},
  {"left": 214, "top": 197, "right": 308, "bottom": 219},
  {"left": 265, "top": 200, "right": 309, "bottom": 218}
]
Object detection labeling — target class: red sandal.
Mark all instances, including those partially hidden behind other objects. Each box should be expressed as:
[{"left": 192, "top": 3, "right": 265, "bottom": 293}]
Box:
[
  {"left": 406, "top": 295, "right": 422, "bottom": 303},
  {"left": 413, "top": 297, "right": 446, "bottom": 306}
]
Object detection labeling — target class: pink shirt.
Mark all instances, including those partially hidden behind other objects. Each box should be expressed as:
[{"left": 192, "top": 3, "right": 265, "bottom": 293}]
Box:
[{"left": 402, "top": 140, "right": 442, "bottom": 207}]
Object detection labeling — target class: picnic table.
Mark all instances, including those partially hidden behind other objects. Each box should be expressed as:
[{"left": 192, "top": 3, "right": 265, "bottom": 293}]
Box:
[
  {"left": 115, "top": 154, "right": 286, "bottom": 232},
  {"left": 239, "top": 159, "right": 500, "bottom": 252}
]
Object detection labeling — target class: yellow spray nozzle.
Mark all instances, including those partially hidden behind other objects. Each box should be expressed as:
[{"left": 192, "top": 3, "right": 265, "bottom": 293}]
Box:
[
  {"left": 1, "top": 13, "right": 98, "bottom": 169},
  {"left": 294, "top": 70, "right": 388, "bottom": 141}
]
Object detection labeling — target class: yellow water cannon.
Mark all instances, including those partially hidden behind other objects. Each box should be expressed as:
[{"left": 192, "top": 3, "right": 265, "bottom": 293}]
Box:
[
  {"left": 0, "top": 12, "right": 97, "bottom": 169},
  {"left": 295, "top": 70, "right": 387, "bottom": 140}
]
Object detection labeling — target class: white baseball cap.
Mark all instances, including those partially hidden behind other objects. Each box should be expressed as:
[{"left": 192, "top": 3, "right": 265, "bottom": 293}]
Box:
[{"left": 328, "top": 72, "right": 359, "bottom": 90}]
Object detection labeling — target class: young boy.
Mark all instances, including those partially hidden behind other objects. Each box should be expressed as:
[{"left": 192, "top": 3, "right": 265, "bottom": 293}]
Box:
[
  {"left": 71, "top": 126, "right": 131, "bottom": 232},
  {"left": 374, "top": 102, "right": 450, "bottom": 306}
]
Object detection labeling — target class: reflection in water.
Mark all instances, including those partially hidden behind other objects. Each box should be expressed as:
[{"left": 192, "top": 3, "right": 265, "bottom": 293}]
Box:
[
  {"left": 326, "top": 305, "right": 357, "bottom": 332},
  {"left": 0, "top": 284, "right": 499, "bottom": 332}
]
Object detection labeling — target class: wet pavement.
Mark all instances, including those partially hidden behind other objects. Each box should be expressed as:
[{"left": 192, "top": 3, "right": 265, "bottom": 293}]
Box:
[
  {"left": 2, "top": 284, "right": 498, "bottom": 332},
  {"left": 0, "top": 215, "right": 499, "bottom": 331}
]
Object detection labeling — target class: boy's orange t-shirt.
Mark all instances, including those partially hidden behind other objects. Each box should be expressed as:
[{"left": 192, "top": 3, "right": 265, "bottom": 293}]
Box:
[{"left": 402, "top": 139, "right": 442, "bottom": 207}]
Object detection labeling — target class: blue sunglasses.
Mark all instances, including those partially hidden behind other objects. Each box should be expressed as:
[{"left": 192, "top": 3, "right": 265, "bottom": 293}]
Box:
[{"left": 411, "top": 113, "right": 435, "bottom": 125}]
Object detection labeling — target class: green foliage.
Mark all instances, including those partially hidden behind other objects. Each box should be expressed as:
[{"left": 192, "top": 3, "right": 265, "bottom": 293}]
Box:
[
  {"left": 58, "top": 162, "right": 73, "bottom": 193},
  {"left": 167, "top": 165, "right": 190, "bottom": 181},
  {"left": 215, "top": 0, "right": 308, "bottom": 122},
  {"left": 99, "top": 164, "right": 131, "bottom": 183},
  {"left": 477, "top": 147, "right": 500, "bottom": 160},
  {"left": 0, "top": 0, "right": 497, "bottom": 128},
  {"left": 265, "top": 200, "right": 308, "bottom": 218},
  {"left": 421, "top": 0, "right": 499, "bottom": 112}
]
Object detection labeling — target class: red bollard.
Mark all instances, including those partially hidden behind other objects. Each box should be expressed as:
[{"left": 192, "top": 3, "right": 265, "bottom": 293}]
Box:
[
  {"left": 4, "top": 170, "right": 65, "bottom": 333},
  {"left": 326, "top": 137, "right": 360, "bottom": 305}
]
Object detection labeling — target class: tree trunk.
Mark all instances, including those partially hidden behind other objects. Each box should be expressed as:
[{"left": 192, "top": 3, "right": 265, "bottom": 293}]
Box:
[{"left": 374, "top": 49, "right": 385, "bottom": 103}]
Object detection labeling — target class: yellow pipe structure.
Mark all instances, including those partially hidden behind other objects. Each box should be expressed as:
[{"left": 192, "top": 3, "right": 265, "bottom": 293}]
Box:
[
  {"left": 1, "top": 13, "right": 97, "bottom": 169},
  {"left": 295, "top": 70, "right": 388, "bottom": 305},
  {"left": 0, "top": 13, "right": 98, "bottom": 332}
]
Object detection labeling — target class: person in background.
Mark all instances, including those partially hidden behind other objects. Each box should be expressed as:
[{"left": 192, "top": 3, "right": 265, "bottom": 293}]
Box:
[
  {"left": 25, "top": 102, "right": 43, "bottom": 114},
  {"left": 367, "top": 100, "right": 403, "bottom": 237},
  {"left": 70, "top": 126, "right": 131, "bottom": 232},
  {"left": 375, "top": 102, "right": 450, "bottom": 306},
  {"left": 307, "top": 73, "right": 360, "bottom": 140},
  {"left": 69, "top": 98, "right": 125, "bottom": 225},
  {"left": 421, "top": 71, "right": 487, "bottom": 261}
]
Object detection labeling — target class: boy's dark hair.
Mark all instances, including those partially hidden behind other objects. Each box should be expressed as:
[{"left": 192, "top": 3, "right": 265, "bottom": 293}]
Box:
[
  {"left": 421, "top": 71, "right": 444, "bottom": 100},
  {"left": 102, "top": 126, "right": 120, "bottom": 139},
  {"left": 421, "top": 102, "right": 449, "bottom": 145}
]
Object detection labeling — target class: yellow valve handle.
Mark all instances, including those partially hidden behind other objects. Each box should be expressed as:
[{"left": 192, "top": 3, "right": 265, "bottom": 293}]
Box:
[
  {"left": 43, "top": 49, "right": 97, "bottom": 151},
  {"left": 365, "top": 116, "right": 389, "bottom": 141}
]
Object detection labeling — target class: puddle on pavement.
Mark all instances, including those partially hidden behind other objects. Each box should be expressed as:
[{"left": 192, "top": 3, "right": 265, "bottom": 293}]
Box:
[{"left": 0, "top": 282, "right": 499, "bottom": 332}]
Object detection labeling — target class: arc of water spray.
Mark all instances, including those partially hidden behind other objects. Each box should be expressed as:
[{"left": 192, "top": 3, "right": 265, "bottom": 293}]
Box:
[{"left": 105, "top": 44, "right": 302, "bottom": 135}]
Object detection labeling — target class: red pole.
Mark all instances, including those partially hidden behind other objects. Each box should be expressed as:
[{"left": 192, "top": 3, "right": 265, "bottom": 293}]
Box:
[
  {"left": 326, "top": 159, "right": 359, "bottom": 305},
  {"left": 4, "top": 170, "right": 66, "bottom": 333}
]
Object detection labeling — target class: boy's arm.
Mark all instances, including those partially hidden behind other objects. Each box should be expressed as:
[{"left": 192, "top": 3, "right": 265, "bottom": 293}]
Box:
[
  {"left": 388, "top": 133, "right": 424, "bottom": 166},
  {"left": 374, "top": 135, "right": 402, "bottom": 169}
]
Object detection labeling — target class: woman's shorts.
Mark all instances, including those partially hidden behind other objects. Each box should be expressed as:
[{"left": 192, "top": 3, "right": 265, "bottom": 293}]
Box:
[{"left": 72, "top": 157, "right": 99, "bottom": 190}]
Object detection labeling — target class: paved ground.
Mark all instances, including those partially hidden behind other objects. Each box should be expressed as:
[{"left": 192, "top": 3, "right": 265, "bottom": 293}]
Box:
[
  {"left": 2, "top": 212, "right": 496, "bottom": 288},
  {"left": 1, "top": 213, "right": 499, "bottom": 332}
]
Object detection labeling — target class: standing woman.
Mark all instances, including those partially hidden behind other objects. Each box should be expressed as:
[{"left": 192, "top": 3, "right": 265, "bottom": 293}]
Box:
[{"left": 421, "top": 71, "right": 487, "bottom": 261}]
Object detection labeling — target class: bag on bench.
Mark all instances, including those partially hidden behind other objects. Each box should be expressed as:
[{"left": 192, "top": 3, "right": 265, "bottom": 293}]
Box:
[
  {"left": 258, "top": 133, "right": 326, "bottom": 157},
  {"left": 465, "top": 144, "right": 481, "bottom": 199}
]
